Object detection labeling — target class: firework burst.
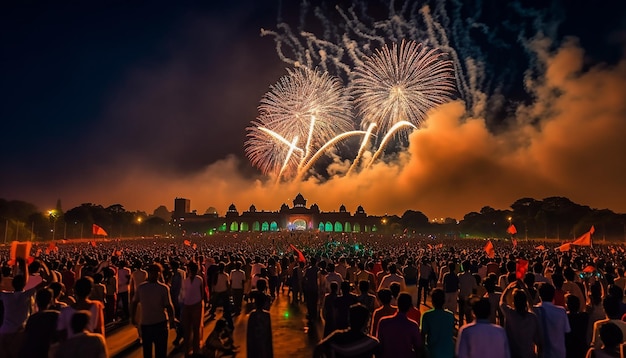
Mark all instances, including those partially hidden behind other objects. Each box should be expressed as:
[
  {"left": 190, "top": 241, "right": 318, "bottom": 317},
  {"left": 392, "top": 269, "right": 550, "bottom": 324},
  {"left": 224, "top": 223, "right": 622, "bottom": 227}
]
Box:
[
  {"left": 351, "top": 40, "right": 456, "bottom": 142},
  {"left": 245, "top": 67, "right": 354, "bottom": 180}
]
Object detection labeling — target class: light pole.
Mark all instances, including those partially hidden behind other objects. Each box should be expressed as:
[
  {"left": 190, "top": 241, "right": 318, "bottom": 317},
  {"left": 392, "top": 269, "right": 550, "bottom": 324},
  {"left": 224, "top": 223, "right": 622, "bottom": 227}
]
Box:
[{"left": 48, "top": 210, "right": 58, "bottom": 241}]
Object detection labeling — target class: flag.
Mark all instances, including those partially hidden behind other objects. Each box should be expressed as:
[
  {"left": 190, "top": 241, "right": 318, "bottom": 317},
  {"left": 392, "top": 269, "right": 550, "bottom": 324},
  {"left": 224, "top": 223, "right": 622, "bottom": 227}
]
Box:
[
  {"left": 507, "top": 224, "right": 518, "bottom": 235},
  {"left": 535, "top": 245, "right": 545, "bottom": 250},
  {"left": 90, "top": 241, "right": 97, "bottom": 248},
  {"left": 583, "top": 265, "right": 596, "bottom": 273},
  {"left": 512, "top": 238, "right": 518, "bottom": 249},
  {"left": 516, "top": 258, "right": 529, "bottom": 280},
  {"left": 92, "top": 224, "right": 108, "bottom": 236},
  {"left": 289, "top": 244, "right": 306, "bottom": 263},
  {"left": 484, "top": 240, "right": 495, "bottom": 258},
  {"left": 183, "top": 239, "right": 191, "bottom": 246},
  {"left": 572, "top": 230, "right": 592, "bottom": 247},
  {"left": 556, "top": 243, "right": 571, "bottom": 251},
  {"left": 45, "top": 242, "right": 58, "bottom": 255},
  {"left": 589, "top": 225, "right": 595, "bottom": 235},
  {"left": 10, "top": 241, "right": 33, "bottom": 265}
]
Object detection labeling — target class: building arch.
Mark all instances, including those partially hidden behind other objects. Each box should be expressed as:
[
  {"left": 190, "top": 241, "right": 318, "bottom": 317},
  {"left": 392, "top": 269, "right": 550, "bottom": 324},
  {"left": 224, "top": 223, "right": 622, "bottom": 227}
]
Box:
[
  {"left": 240, "top": 222, "right": 249, "bottom": 231},
  {"left": 353, "top": 223, "right": 360, "bottom": 232},
  {"left": 318, "top": 223, "right": 325, "bottom": 231},
  {"left": 270, "top": 221, "right": 279, "bottom": 231},
  {"left": 293, "top": 219, "right": 307, "bottom": 230},
  {"left": 344, "top": 222, "right": 352, "bottom": 233},
  {"left": 252, "top": 221, "right": 260, "bottom": 231},
  {"left": 261, "top": 222, "right": 269, "bottom": 231},
  {"left": 230, "top": 222, "right": 239, "bottom": 232},
  {"left": 334, "top": 221, "right": 343, "bottom": 232},
  {"left": 325, "top": 222, "right": 333, "bottom": 232},
  {"left": 219, "top": 223, "right": 227, "bottom": 232}
]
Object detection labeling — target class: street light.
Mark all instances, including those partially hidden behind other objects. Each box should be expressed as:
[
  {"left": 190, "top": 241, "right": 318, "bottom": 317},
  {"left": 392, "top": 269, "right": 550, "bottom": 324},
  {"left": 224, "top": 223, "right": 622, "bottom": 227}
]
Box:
[{"left": 48, "top": 210, "right": 58, "bottom": 241}]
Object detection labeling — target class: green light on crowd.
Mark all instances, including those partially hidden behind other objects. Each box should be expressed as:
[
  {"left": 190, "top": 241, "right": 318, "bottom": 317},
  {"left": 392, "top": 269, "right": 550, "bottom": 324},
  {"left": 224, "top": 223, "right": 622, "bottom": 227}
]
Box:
[{"left": 284, "top": 311, "right": 289, "bottom": 318}]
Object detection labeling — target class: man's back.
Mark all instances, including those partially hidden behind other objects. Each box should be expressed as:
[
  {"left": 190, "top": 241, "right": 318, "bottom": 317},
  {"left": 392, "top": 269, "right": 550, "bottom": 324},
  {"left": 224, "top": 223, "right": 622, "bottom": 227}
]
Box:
[
  {"left": 534, "top": 302, "right": 571, "bottom": 358},
  {"left": 456, "top": 320, "right": 510, "bottom": 358},
  {"left": 319, "top": 329, "right": 380, "bottom": 358},
  {"left": 377, "top": 313, "right": 422, "bottom": 357},
  {"left": 421, "top": 308, "right": 455, "bottom": 358},
  {"left": 136, "top": 281, "right": 170, "bottom": 325},
  {"left": 55, "top": 332, "right": 108, "bottom": 358}
]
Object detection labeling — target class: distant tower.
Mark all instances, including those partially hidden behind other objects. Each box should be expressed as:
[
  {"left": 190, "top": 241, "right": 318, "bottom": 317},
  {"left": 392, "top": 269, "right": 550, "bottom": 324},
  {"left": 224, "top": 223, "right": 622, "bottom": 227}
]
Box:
[{"left": 174, "top": 198, "right": 190, "bottom": 219}]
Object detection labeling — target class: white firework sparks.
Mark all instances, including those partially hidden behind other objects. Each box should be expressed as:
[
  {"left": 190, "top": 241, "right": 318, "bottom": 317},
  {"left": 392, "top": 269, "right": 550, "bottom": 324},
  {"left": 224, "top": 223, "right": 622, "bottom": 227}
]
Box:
[{"left": 351, "top": 40, "right": 456, "bottom": 141}]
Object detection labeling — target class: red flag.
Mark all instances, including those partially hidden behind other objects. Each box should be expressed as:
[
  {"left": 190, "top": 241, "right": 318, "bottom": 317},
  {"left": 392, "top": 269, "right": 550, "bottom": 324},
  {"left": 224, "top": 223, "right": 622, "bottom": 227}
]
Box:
[
  {"left": 535, "top": 245, "right": 545, "bottom": 250},
  {"left": 572, "top": 232, "right": 591, "bottom": 246},
  {"left": 92, "top": 224, "right": 108, "bottom": 236},
  {"left": 516, "top": 259, "right": 529, "bottom": 280},
  {"left": 484, "top": 240, "right": 495, "bottom": 258},
  {"left": 10, "top": 241, "right": 33, "bottom": 265},
  {"left": 90, "top": 241, "right": 97, "bottom": 248},
  {"left": 183, "top": 239, "right": 191, "bottom": 246},
  {"left": 589, "top": 225, "right": 595, "bottom": 235},
  {"left": 45, "top": 242, "right": 58, "bottom": 255},
  {"left": 507, "top": 224, "right": 518, "bottom": 235},
  {"left": 557, "top": 243, "right": 571, "bottom": 251},
  {"left": 289, "top": 244, "right": 306, "bottom": 263},
  {"left": 583, "top": 265, "right": 595, "bottom": 273},
  {"left": 512, "top": 238, "right": 518, "bottom": 249}
]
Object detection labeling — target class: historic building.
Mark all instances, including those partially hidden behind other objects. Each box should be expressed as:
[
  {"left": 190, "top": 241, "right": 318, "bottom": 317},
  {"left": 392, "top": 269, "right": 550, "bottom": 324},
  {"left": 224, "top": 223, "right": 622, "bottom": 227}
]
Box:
[{"left": 172, "top": 194, "right": 382, "bottom": 234}]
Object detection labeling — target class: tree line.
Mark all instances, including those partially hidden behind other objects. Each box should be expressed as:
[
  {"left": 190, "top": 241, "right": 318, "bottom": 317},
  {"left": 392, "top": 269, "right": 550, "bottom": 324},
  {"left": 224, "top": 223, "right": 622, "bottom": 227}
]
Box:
[{"left": 0, "top": 196, "right": 625, "bottom": 241}]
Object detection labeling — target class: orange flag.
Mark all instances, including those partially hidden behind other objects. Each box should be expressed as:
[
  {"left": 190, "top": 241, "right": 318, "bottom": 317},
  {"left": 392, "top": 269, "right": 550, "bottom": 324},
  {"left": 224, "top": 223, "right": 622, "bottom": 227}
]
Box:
[
  {"left": 507, "top": 224, "right": 517, "bottom": 235},
  {"left": 557, "top": 243, "right": 571, "bottom": 251},
  {"left": 289, "top": 244, "right": 306, "bottom": 263},
  {"left": 45, "top": 242, "right": 58, "bottom": 255},
  {"left": 183, "top": 239, "right": 191, "bottom": 246},
  {"left": 516, "top": 258, "right": 529, "bottom": 280},
  {"left": 484, "top": 240, "right": 495, "bottom": 258},
  {"left": 572, "top": 227, "right": 594, "bottom": 246},
  {"left": 92, "top": 224, "right": 108, "bottom": 236},
  {"left": 535, "top": 245, "right": 545, "bottom": 250}
]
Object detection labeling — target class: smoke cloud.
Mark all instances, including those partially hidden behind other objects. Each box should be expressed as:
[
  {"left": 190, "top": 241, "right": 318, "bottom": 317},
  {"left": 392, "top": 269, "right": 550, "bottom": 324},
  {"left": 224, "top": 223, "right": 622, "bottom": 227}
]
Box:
[{"left": 14, "top": 39, "right": 626, "bottom": 219}]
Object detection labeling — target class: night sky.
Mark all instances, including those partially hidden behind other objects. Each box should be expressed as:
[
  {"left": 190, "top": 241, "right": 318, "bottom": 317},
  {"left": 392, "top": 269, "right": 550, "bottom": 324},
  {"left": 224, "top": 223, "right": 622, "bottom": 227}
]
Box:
[{"left": 2, "top": 0, "right": 626, "bottom": 219}]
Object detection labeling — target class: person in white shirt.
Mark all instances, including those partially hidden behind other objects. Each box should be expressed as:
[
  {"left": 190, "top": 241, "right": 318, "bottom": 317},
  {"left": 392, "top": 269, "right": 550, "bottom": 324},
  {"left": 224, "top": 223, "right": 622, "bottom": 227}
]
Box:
[
  {"left": 180, "top": 261, "right": 205, "bottom": 356},
  {"left": 377, "top": 264, "right": 405, "bottom": 292},
  {"left": 456, "top": 297, "right": 510, "bottom": 358},
  {"left": 117, "top": 261, "right": 132, "bottom": 320},
  {"left": 533, "top": 283, "right": 571, "bottom": 358},
  {"left": 229, "top": 261, "right": 246, "bottom": 315}
]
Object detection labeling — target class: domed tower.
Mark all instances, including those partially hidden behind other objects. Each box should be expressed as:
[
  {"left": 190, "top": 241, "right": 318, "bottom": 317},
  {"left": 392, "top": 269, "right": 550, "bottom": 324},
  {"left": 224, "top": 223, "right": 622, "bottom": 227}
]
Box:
[
  {"left": 339, "top": 204, "right": 347, "bottom": 213},
  {"left": 293, "top": 193, "right": 307, "bottom": 208},
  {"left": 226, "top": 203, "right": 239, "bottom": 218},
  {"left": 249, "top": 204, "right": 256, "bottom": 213},
  {"left": 310, "top": 203, "right": 320, "bottom": 213},
  {"left": 280, "top": 203, "right": 289, "bottom": 213},
  {"left": 356, "top": 205, "right": 365, "bottom": 214}
]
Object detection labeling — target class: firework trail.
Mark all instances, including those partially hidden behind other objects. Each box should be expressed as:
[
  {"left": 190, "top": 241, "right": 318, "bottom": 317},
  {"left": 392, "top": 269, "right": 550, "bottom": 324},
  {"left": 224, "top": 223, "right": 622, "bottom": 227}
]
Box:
[
  {"left": 244, "top": 67, "right": 354, "bottom": 180},
  {"left": 252, "top": 0, "right": 564, "bottom": 180},
  {"left": 347, "top": 122, "right": 377, "bottom": 175},
  {"left": 366, "top": 120, "right": 418, "bottom": 168},
  {"left": 351, "top": 40, "right": 455, "bottom": 141}
]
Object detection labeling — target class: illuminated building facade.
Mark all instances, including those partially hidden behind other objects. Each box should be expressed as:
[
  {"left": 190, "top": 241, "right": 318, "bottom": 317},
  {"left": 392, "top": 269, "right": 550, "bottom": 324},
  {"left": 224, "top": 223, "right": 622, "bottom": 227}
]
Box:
[{"left": 173, "top": 194, "right": 382, "bottom": 234}]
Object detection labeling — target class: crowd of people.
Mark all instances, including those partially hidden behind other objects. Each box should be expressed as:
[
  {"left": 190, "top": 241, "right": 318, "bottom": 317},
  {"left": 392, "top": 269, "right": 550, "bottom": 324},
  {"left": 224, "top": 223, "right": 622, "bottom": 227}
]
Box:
[{"left": 0, "top": 232, "right": 625, "bottom": 358}]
